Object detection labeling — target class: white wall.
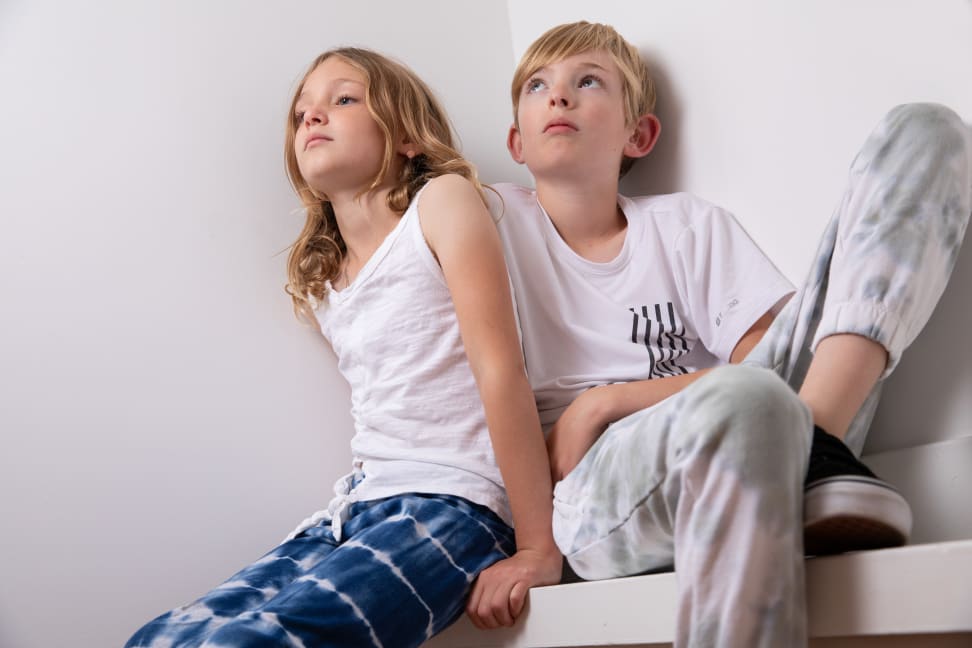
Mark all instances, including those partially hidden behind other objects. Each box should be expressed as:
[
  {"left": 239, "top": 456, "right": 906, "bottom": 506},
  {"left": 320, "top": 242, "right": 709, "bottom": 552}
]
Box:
[
  {"left": 0, "top": 2, "right": 515, "bottom": 647},
  {"left": 2, "top": 2, "right": 970, "bottom": 647}
]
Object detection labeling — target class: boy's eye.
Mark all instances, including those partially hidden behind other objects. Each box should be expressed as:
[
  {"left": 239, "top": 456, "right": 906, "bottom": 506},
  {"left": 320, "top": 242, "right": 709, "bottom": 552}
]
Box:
[
  {"left": 579, "top": 75, "right": 603, "bottom": 89},
  {"left": 525, "top": 78, "right": 546, "bottom": 93}
]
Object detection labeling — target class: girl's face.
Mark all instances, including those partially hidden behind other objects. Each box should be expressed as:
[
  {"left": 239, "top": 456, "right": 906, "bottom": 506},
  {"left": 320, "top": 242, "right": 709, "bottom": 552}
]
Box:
[{"left": 293, "top": 57, "right": 387, "bottom": 196}]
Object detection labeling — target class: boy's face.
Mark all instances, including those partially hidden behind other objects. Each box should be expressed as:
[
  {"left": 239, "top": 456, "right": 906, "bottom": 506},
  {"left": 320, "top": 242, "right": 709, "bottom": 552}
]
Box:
[{"left": 508, "top": 49, "right": 655, "bottom": 181}]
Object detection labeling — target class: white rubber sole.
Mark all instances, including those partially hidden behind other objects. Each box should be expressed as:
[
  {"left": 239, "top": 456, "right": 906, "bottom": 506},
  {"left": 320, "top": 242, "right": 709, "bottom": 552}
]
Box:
[{"left": 804, "top": 476, "right": 913, "bottom": 555}]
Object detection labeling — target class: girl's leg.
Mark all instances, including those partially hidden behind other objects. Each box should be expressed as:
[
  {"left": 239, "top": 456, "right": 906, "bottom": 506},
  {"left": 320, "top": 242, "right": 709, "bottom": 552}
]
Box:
[
  {"left": 748, "top": 103, "right": 972, "bottom": 553},
  {"left": 553, "top": 365, "right": 812, "bottom": 648},
  {"left": 125, "top": 530, "right": 341, "bottom": 648},
  {"left": 198, "top": 494, "right": 514, "bottom": 648}
]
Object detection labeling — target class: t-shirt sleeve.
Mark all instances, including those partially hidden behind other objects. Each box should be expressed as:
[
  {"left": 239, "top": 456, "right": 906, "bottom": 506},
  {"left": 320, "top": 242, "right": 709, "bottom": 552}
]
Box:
[{"left": 674, "top": 203, "right": 794, "bottom": 362}]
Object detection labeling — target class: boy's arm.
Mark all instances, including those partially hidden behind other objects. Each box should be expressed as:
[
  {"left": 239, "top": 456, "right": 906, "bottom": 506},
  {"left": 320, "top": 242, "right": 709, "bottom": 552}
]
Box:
[
  {"left": 421, "top": 174, "right": 562, "bottom": 628},
  {"left": 547, "top": 310, "right": 774, "bottom": 481}
]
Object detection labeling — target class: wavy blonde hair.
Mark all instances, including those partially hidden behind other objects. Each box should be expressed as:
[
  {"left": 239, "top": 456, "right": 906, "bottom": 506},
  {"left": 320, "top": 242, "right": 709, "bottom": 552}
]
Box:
[
  {"left": 284, "top": 47, "right": 483, "bottom": 320},
  {"left": 511, "top": 21, "right": 656, "bottom": 176}
]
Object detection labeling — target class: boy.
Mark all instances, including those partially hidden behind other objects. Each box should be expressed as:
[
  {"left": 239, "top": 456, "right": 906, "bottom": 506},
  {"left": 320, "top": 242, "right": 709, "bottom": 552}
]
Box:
[{"left": 484, "top": 21, "right": 971, "bottom": 646}]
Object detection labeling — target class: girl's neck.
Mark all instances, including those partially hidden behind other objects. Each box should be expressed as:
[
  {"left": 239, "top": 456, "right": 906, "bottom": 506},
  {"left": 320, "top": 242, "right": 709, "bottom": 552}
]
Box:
[
  {"left": 535, "top": 176, "right": 626, "bottom": 262},
  {"left": 329, "top": 186, "right": 402, "bottom": 286}
]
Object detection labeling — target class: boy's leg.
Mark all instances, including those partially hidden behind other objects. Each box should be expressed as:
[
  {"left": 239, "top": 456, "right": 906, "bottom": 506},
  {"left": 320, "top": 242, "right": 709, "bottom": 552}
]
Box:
[
  {"left": 746, "top": 103, "right": 972, "bottom": 553},
  {"left": 125, "top": 527, "right": 342, "bottom": 647},
  {"left": 197, "top": 495, "right": 515, "bottom": 648},
  {"left": 553, "top": 365, "right": 812, "bottom": 648}
]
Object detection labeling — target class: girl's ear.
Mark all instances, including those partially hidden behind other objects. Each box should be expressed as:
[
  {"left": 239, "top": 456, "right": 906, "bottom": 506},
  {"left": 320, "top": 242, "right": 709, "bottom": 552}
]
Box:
[
  {"left": 623, "top": 114, "right": 662, "bottom": 159},
  {"left": 396, "top": 139, "right": 419, "bottom": 159}
]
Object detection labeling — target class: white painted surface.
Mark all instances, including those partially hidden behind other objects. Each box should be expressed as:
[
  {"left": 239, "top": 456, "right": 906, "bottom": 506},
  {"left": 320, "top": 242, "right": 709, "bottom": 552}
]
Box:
[
  {"left": 427, "top": 540, "right": 972, "bottom": 647},
  {"left": 865, "top": 436, "right": 972, "bottom": 545}
]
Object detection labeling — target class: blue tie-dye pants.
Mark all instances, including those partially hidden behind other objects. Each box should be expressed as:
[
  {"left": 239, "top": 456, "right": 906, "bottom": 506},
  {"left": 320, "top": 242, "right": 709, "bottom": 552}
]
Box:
[
  {"left": 552, "top": 104, "right": 972, "bottom": 647},
  {"left": 125, "top": 494, "right": 515, "bottom": 648}
]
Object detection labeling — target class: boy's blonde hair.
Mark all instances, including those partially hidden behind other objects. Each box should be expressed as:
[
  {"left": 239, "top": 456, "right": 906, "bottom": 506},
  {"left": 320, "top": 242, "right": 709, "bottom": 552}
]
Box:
[
  {"left": 511, "top": 21, "right": 656, "bottom": 176},
  {"left": 283, "top": 47, "right": 483, "bottom": 320}
]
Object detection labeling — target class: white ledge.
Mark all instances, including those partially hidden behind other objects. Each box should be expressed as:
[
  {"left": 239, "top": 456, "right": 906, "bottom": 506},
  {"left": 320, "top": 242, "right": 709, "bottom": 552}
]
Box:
[{"left": 425, "top": 540, "right": 972, "bottom": 647}]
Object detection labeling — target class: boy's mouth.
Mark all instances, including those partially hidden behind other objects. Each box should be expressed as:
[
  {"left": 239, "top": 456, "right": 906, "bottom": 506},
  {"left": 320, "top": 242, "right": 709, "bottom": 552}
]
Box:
[{"left": 543, "top": 119, "right": 578, "bottom": 134}]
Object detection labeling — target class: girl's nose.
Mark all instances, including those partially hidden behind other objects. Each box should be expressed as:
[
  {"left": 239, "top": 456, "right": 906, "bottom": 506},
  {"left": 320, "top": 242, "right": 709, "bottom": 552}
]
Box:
[{"left": 304, "top": 106, "right": 327, "bottom": 126}]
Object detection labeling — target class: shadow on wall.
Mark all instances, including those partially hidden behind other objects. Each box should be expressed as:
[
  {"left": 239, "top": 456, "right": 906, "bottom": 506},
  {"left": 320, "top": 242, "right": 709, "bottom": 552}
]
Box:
[
  {"left": 866, "top": 139, "right": 972, "bottom": 454},
  {"left": 621, "top": 51, "right": 682, "bottom": 196}
]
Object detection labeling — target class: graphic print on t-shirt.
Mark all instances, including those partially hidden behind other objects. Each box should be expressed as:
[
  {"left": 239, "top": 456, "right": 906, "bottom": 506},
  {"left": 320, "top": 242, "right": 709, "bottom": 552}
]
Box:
[{"left": 628, "top": 302, "right": 690, "bottom": 378}]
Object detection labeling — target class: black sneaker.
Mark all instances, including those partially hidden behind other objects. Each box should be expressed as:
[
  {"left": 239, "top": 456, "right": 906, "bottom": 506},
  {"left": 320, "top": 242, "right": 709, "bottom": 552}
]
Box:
[{"left": 803, "top": 426, "right": 912, "bottom": 556}]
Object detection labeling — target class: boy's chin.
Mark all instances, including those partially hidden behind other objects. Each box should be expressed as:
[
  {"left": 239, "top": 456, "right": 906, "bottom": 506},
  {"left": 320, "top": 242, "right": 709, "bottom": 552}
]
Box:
[{"left": 528, "top": 161, "right": 609, "bottom": 184}]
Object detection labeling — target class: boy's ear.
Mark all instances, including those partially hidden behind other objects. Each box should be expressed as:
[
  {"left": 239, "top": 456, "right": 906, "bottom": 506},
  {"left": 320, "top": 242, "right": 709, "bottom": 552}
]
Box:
[
  {"left": 507, "top": 124, "right": 525, "bottom": 165},
  {"left": 623, "top": 114, "right": 662, "bottom": 159}
]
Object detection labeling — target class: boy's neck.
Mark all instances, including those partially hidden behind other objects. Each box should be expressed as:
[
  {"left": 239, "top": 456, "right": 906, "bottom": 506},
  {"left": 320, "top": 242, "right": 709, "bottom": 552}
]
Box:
[{"left": 535, "top": 177, "right": 627, "bottom": 263}]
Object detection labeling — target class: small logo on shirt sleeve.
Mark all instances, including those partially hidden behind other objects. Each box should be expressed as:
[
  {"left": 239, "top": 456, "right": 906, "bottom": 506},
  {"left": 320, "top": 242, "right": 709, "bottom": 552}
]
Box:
[{"left": 715, "top": 298, "right": 739, "bottom": 327}]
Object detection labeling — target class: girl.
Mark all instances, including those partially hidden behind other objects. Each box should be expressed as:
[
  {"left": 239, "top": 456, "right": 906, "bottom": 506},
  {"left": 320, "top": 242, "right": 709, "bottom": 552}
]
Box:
[{"left": 126, "top": 47, "right": 561, "bottom": 648}]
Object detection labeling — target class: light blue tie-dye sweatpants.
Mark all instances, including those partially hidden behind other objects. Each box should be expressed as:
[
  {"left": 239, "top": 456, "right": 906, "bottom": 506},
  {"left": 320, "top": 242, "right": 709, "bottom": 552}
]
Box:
[
  {"left": 125, "top": 494, "right": 515, "bottom": 648},
  {"left": 551, "top": 104, "right": 972, "bottom": 648}
]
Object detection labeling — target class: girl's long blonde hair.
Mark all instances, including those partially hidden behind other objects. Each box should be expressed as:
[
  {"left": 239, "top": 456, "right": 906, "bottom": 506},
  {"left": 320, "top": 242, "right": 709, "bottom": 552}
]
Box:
[{"left": 284, "top": 47, "right": 483, "bottom": 321}]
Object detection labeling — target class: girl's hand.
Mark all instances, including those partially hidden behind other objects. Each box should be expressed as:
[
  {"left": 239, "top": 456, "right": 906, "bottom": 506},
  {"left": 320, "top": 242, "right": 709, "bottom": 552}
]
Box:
[
  {"left": 465, "top": 547, "right": 563, "bottom": 629},
  {"left": 546, "top": 387, "right": 612, "bottom": 482},
  {"left": 422, "top": 174, "right": 561, "bottom": 630}
]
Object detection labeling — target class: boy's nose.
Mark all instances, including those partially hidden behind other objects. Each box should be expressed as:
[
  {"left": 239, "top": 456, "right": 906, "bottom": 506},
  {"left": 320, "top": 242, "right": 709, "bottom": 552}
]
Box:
[{"left": 549, "top": 92, "right": 571, "bottom": 108}]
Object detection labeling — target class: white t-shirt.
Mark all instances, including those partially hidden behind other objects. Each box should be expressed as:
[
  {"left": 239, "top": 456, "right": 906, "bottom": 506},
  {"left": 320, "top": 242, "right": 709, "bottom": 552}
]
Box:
[
  {"left": 290, "top": 184, "right": 510, "bottom": 540},
  {"left": 491, "top": 183, "right": 794, "bottom": 429}
]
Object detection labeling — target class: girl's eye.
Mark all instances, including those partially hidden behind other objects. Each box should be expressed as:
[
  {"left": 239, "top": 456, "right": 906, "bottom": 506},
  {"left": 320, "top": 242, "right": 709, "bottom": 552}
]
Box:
[
  {"left": 579, "top": 75, "right": 603, "bottom": 89},
  {"left": 336, "top": 95, "right": 356, "bottom": 106},
  {"left": 526, "top": 78, "right": 546, "bottom": 93},
  {"left": 294, "top": 111, "right": 305, "bottom": 124}
]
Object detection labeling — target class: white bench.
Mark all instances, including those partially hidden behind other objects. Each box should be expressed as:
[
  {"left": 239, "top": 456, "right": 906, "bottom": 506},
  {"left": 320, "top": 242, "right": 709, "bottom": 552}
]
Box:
[{"left": 426, "top": 437, "right": 972, "bottom": 647}]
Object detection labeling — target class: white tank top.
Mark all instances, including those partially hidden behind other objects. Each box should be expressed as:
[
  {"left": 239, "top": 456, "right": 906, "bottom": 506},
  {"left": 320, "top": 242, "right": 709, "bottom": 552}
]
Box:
[{"left": 290, "top": 184, "right": 510, "bottom": 541}]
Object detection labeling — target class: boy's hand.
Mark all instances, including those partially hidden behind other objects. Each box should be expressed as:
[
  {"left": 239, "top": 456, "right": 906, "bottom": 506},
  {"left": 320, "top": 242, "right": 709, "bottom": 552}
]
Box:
[
  {"left": 546, "top": 387, "right": 611, "bottom": 482},
  {"left": 466, "top": 547, "right": 562, "bottom": 629}
]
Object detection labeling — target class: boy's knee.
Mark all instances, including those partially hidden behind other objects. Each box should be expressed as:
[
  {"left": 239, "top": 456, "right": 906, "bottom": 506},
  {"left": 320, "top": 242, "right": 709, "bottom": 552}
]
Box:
[
  {"left": 693, "top": 365, "right": 800, "bottom": 421},
  {"left": 682, "top": 365, "right": 810, "bottom": 464},
  {"left": 887, "top": 102, "right": 963, "bottom": 131},
  {"left": 882, "top": 103, "right": 970, "bottom": 158}
]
